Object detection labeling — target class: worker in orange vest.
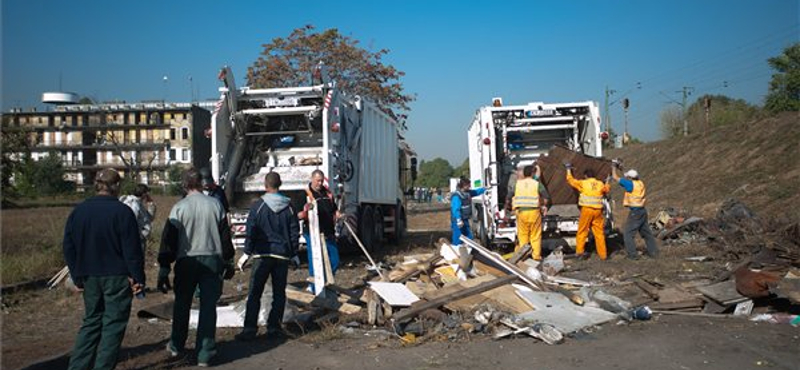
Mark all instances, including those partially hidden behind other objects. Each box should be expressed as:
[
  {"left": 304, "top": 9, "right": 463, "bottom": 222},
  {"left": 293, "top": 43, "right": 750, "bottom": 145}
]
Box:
[
  {"left": 612, "top": 164, "right": 659, "bottom": 259},
  {"left": 565, "top": 164, "right": 610, "bottom": 260},
  {"left": 512, "top": 165, "right": 550, "bottom": 261}
]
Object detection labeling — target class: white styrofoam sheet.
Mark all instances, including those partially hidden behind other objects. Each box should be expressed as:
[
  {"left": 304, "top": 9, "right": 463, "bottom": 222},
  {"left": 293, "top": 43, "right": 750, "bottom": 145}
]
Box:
[{"left": 368, "top": 282, "right": 420, "bottom": 306}]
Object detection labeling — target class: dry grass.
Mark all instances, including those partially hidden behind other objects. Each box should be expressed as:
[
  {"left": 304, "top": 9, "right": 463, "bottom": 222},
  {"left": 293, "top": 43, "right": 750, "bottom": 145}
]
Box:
[{"left": 0, "top": 195, "right": 180, "bottom": 285}]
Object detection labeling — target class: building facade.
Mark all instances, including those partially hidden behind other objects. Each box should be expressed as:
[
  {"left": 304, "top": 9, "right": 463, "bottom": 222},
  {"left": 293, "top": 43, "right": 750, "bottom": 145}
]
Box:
[{"left": 1, "top": 102, "right": 212, "bottom": 189}]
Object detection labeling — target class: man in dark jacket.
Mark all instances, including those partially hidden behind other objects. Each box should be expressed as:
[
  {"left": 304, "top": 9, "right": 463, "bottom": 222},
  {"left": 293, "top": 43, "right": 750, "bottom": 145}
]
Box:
[
  {"left": 63, "top": 169, "right": 145, "bottom": 370},
  {"left": 297, "top": 170, "right": 340, "bottom": 280},
  {"left": 236, "top": 172, "right": 299, "bottom": 341},
  {"left": 158, "top": 168, "right": 235, "bottom": 367}
]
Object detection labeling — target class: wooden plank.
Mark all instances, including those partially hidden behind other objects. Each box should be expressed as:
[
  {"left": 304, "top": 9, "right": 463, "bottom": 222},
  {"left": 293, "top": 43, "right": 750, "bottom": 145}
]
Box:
[
  {"left": 634, "top": 278, "right": 661, "bottom": 300},
  {"left": 285, "top": 288, "right": 361, "bottom": 315},
  {"left": 695, "top": 280, "right": 748, "bottom": 306},
  {"left": 480, "top": 284, "right": 533, "bottom": 314},
  {"left": 390, "top": 254, "right": 443, "bottom": 283},
  {"left": 648, "top": 298, "right": 705, "bottom": 311},
  {"left": 393, "top": 275, "right": 518, "bottom": 323},
  {"left": 321, "top": 235, "right": 335, "bottom": 285},
  {"left": 656, "top": 287, "right": 698, "bottom": 304},
  {"left": 308, "top": 200, "right": 326, "bottom": 296},
  {"left": 474, "top": 260, "right": 508, "bottom": 278}
]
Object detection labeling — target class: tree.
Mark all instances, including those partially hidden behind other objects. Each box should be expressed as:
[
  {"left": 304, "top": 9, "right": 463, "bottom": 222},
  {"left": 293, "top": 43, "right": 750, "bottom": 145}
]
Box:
[
  {"left": 659, "top": 94, "right": 761, "bottom": 139},
  {"left": 659, "top": 105, "right": 684, "bottom": 139},
  {"left": 0, "top": 127, "right": 32, "bottom": 202},
  {"left": 765, "top": 42, "right": 800, "bottom": 113},
  {"left": 453, "top": 158, "right": 470, "bottom": 178},
  {"left": 416, "top": 158, "right": 453, "bottom": 188},
  {"left": 247, "top": 25, "right": 414, "bottom": 124},
  {"left": 104, "top": 130, "right": 161, "bottom": 184},
  {"left": 14, "top": 152, "right": 74, "bottom": 198}
]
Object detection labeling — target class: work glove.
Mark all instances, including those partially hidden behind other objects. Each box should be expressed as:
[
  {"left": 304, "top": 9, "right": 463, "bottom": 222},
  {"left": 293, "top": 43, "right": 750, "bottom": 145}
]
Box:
[
  {"left": 222, "top": 259, "right": 235, "bottom": 280},
  {"left": 611, "top": 158, "right": 622, "bottom": 168},
  {"left": 563, "top": 162, "right": 573, "bottom": 170},
  {"left": 456, "top": 219, "right": 465, "bottom": 229},
  {"left": 290, "top": 255, "right": 301, "bottom": 270},
  {"left": 157, "top": 266, "right": 172, "bottom": 294}
]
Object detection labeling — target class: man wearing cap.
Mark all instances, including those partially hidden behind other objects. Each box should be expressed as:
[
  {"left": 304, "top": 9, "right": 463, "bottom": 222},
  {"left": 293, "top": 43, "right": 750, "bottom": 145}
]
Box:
[
  {"left": 158, "top": 168, "right": 235, "bottom": 367},
  {"left": 566, "top": 166, "right": 611, "bottom": 260},
  {"left": 612, "top": 165, "right": 659, "bottom": 259},
  {"left": 63, "top": 169, "right": 145, "bottom": 370}
]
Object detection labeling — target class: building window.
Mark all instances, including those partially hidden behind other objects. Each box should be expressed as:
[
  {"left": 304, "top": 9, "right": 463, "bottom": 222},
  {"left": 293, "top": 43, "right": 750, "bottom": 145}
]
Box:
[
  {"left": 169, "top": 149, "right": 177, "bottom": 161},
  {"left": 170, "top": 128, "right": 177, "bottom": 141},
  {"left": 181, "top": 127, "right": 189, "bottom": 140},
  {"left": 181, "top": 148, "right": 189, "bottom": 162}
]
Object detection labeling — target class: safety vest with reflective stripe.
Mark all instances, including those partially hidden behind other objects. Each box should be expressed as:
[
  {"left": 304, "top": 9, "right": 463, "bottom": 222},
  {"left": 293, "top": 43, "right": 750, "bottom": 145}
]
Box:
[
  {"left": 513, "top": 178, "right": 540, "bottom": 209},
  {"left": 623, "top": 180, "right": 646, "bottom": 207},
  {"left": 577, "top": 178, "right": 606, "bottom": 209}
]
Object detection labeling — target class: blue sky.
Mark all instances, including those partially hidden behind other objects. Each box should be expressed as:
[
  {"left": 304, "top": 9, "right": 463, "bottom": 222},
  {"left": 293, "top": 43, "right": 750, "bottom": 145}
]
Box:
[{"left": 3, "top": 0, "right": 797, "bottom": 165}]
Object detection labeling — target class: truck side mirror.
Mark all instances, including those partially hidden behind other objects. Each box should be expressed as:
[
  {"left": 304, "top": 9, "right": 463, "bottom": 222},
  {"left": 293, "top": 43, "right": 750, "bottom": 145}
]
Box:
[{"left": 410, "top": 157, "right": 418, "bottom": 181}]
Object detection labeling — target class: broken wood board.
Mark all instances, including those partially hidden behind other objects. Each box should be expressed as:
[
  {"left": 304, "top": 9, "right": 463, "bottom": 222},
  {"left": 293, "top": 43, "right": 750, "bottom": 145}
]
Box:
[
  {"left": 286, "top": 288, "right": 361, "bottom": 314},
  {"left": 368, "top": 282, "right": 420, "bottom": 307},
  {"left": 515, "top": 290, "right": 618, "bottom": 334},
  {"left": 655, "top": 287, "right": 698, "bottom": 304},
  {"left": 536, "top": 145, "right": 613, "bottom": 205},
  {"left": 423, "top": 275, "right": 496, "bottom": 312},
  {"left": 648, "top": 299, "right": 705, "bottom": 311},
  {"left": 481, "top": 284, "right": 534, "bottom": 314},
  {"left": 634, "top": 279, "right": 661, "bottom": 300},
  {"left": 474, "top": 260, "right": 509, "bottom": 278},
  {"left": 393, "top": 275, "right": 518, "bottom": 322},
  {"left": 695, "top": 280, "right": 749, "bottom": 306}
]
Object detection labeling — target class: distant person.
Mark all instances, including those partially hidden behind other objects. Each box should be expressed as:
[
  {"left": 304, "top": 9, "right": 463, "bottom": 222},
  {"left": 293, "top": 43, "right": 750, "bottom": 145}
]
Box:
[
  {"left": 566, "top": 165, "right": 611, "bottom": 260},
  {"left": 236, "top": 172, "right": 299, "bottom": 341},
  {"left": 200, "top": 167, "right": 230, "bottom": 213},
  {"left": 450, "top": 177, "right": 486, "bottom": 245},
  {"left": 158, "top": 168, "right": 235, "bottom": 367},
  {"left": 120, "top": 183, "right": 155, "bottom": 252},
  {"left": 63, "top": 169, "right": 145, "bottom": 370},
  {"left": 297, "top": 170, "right": 340, "bottom": 288},
  {"left": 512, "top": 165, "right": 550, "bottom": 261},
  {"left": 612, "top": 164, "right": 659, "bottom": 259}
]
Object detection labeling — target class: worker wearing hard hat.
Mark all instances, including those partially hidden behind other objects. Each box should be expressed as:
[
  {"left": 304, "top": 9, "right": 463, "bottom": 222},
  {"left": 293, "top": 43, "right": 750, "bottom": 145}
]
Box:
[
  {"left": 612, "top": 163, "right": 659, "bottom": 259},
  {"left": 565, "top": 164, "right": 611, "bottom": 260},
  {"left": 512, "top": 165, "right": 550, "bottom": 260}
]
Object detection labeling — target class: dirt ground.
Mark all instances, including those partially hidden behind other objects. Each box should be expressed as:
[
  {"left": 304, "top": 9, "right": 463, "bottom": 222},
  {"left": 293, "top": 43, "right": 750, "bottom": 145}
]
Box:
[{"left": 3, "top": 203, "right": 799, "bottom": 370}]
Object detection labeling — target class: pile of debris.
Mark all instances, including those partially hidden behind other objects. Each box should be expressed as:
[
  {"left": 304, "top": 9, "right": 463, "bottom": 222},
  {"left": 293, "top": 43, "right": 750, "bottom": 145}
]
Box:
[{"left": 639, "top": 198, "right": 800, "bottom": 321}]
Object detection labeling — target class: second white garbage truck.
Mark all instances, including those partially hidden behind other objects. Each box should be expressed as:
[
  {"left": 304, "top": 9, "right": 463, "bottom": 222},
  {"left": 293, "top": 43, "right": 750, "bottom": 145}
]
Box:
[{"left": 467, "top": 98, "right": 608, "bottom": 250}]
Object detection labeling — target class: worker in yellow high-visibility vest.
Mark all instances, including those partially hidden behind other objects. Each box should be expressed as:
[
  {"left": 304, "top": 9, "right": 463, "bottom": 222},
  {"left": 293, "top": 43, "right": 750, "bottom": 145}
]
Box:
[
  {"left": 512, "top": 165, "right": 550, "bottom": 261},
  {"left": 612, "top": 164, "right": 659, "bottom": 259},
  {"left": 565, "top": 165, "right": 611, "bottom": 260}
]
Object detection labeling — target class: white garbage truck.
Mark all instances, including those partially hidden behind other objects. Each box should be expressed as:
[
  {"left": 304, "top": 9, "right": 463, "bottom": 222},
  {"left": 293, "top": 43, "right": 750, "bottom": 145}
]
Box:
[
  {"left": 467, "top": 98, "right": 608, "bottom": 250},
  {"left": 209, "top": 65, "right": 414, "bottom": 251}
]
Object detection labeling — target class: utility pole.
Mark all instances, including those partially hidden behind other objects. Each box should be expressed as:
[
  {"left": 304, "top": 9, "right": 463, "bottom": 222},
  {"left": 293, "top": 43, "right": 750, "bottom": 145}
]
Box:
[
  {"left": 604, "top": 85, "right": 616, "bottom": 134},
  {"left": 679, "top": 86, "right": 694, "bottom": 137}
]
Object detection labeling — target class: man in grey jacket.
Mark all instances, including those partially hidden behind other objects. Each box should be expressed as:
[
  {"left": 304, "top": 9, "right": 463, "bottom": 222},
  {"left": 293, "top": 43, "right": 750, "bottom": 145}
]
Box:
[
  {"left": 236, "top": 172, "right": 299, "bottom": 341},
  {"left": 158, "top": 168, "right": 235, "bottom": 367}
]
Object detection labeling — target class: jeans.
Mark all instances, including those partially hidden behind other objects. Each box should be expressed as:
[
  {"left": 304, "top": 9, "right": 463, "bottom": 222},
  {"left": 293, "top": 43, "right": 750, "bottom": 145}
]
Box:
[
  {"left": 242, "top": 257, "right": 289, "bottom": 333},
  {"left": 170, "top": 255, "right": 223, "bottom": 364},
  {"left": 624, "top": 208, "right": 659, "bottom": 258},
  {"left": 68, "top": 275, "right": 132, "bottom": 370},
  {"left": 303, "top": 233, "right": 339, "bottom": 278},
  {"left": 451, "top": 219, "right": 473, "bottom": 245}
]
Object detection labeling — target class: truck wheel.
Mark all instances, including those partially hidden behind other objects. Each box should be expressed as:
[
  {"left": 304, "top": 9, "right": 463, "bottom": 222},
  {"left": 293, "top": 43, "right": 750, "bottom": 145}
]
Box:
[
  {"left": 359, "top": 206, "right": 375, "bottom": 253},
  {"left": 374, "top": 206, "right": 385, "bottom": 247},
  {"left": 390, "top": 205, "right": 407, "bottom": 243}
]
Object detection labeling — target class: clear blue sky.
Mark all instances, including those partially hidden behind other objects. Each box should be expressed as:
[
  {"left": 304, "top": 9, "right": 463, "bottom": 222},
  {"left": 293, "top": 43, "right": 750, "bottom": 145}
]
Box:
[{"left": 3, "top": 0, "right": 797, "bottom": 165}]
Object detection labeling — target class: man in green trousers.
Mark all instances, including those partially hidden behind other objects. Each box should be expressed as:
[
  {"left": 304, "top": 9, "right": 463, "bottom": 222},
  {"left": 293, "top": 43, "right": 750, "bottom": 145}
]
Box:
[
  {"left": 62, "top": 169, "right": 146, "bottom": 370},
  {"left": 158, "top": 167, "right": 235, "bottom": 367}
]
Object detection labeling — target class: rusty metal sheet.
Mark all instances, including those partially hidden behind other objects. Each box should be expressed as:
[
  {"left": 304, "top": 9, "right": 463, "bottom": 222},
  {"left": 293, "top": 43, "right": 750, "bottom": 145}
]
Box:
[{"left": 537, "top": 145, "right": 612, "bottom": 205}]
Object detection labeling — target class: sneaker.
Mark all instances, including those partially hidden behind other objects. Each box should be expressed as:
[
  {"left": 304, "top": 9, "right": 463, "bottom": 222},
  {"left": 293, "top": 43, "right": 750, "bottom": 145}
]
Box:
[
  {"left": 198, "top": 361, "right": 210, "bottom": 367},
  {"left": 235, "top": 330, "right": 258, "bottom": 342},
  {"left": 165, "top": 343, "right": 179, "bottom": 358}
]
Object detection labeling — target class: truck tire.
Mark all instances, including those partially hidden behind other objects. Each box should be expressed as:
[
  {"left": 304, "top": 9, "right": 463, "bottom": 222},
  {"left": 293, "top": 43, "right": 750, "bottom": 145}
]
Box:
[
  {"left": 374, "top": 206, "right": 385, "bottom": 247},
  {"left": 359, "top": 205, "right": 375, "bottom": 253},
  {"left": 390, "top": 205, "right": 407, "bottom": 243}
]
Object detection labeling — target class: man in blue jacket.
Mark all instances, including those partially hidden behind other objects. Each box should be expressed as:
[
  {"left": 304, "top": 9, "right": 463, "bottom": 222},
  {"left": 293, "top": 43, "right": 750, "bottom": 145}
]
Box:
[
  {"left": 451, "top": 177, "right": 486, "bottom": 245},
  {"left": 236, "top": 172, "right": 300, "bottom": 341},
  {"left": 63, "top": 169, "right": 145, "bottom": 370}
]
